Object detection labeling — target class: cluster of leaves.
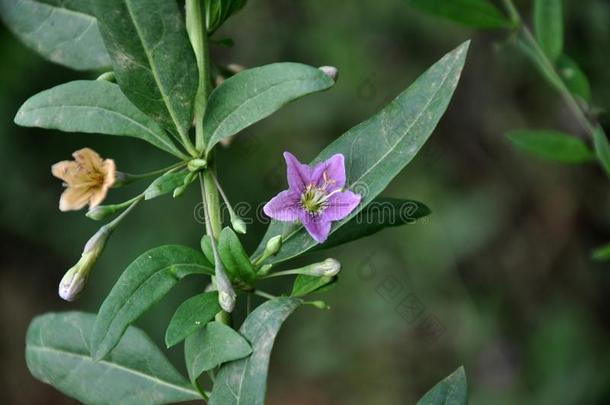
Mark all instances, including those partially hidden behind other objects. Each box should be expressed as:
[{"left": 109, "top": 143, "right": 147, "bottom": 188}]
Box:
[
  {"left": 408, "top": 0, "right": 610, "bottom": 262},
  {"left": 2, "top": 0, "right": 471, "bottom": 403}
]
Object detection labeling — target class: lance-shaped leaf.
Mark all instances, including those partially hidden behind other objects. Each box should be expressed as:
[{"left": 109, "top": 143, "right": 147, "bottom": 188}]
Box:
[
  {"left": 210, "top": 298, "right": 302, "bottom": 405},
  {"left": 506, "top": 129, "right": 595, "bottom": 164},
  {"left": 165, "top": 291, "right": 221, "bottom": 348},
  {"left": 417, "top": 366, "right": 468, "bottom": 405},
  {"left": 407, "top": 0, "right": 511, "bottom": 29},
  {"left": 203, "top": 63, "right": 335, "bottom": 153},
  {"left": 314, "top": 198, "right": 430, "bottom": 251},
  {"left": 144, "top": 171, "right": 190, "bottom": 200},
  {"left": 26, "top": 312, "right": 200, "bottom": 404},
  {"left": 218, "top": 227, "right": 257, "bottom": 285},
  {"left": 185, "top": 321, "right": 252, "bottom": 383},
  {"left": 291, "top": 275, "right": 337, "bottom": 297},
  {"left": 256, "top": 42, "right": 469, "bottom": 264},
  {"left": 91, "top": 245, "right": 214, "bottom": 361},
  {"left": 534, "top": 0, "right": 564, "bottom": 62},
  {"left": 14, "top": 80, "right": 186, "bottom": 158},
  {"left": 92, "top": 0, "right": 198, "bottom": 136},
  {"left": 0, "top": 0, "right": 110, "bottom": 70}
]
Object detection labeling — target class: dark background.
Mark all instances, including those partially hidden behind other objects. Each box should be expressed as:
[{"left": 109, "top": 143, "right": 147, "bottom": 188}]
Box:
[{"left": 1, "top": 0, "right": 609, "bottom": 404}]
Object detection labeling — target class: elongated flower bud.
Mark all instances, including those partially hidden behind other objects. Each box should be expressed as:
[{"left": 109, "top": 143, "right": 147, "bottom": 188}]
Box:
[
  {"left": 187, "top": 159, "right": 207, "bottom": 172},
  {"left": 231, "top": 217, "right": 247, "bottom": 234},
  {"left": 58, "top": 226, "right": 111, "bottom": 301},
  {"left": 254, "top": 235, "right": 283, "bottom": 266},
  {"left": 294, "top": 258, "right": 341, "bottom": 277}
]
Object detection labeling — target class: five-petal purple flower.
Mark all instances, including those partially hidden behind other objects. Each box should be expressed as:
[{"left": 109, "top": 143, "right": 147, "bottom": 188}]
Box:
[{"left": 263, "top": 152, "right": 361, "bottom": 243}]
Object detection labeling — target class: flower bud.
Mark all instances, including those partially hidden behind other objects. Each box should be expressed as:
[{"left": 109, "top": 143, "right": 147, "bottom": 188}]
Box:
[
  {"left": 58, "top": 226, "right": 111, "bottom": 301},
  {"left": 265, "top": 235, "right": 282, "bottom": 257},
  {"left": 308, "top": 300, "right": 330, "bottom": 310},
  {"left": 304, "top": 258, "right": 341, "bottom": 277},
  {"left": 86, "top": 204, "right": 122, "bottom": 221},
  {"left": 231, "top": 217, "right": 247, "bottom": 234},
  {"left": 187, "top": 159, "right": 207, "bottom": 172},
  {"left": 173, "top": 184, "right": 187, "bottom": 198},
  {"left": 214, "top": 261, "right": 236, "bottom": 312},
  {"left": 319, "top": 66, "right": 339, "bottom": 82}
]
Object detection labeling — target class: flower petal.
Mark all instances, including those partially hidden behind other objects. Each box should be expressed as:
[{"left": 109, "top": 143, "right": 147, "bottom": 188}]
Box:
[
  {"left": 263, "top": 190, "right": 302, "bottom": 222},
  {"left": 322, "top": 190, "right": 361, "bottom": 222},
  {"left": 311, "top": 154, "right": 346, "bottom": 191},
  {"left": 284, "top": 151, "right": 312, "bottom": 192},
  {"left": 52, "top": 161, "right": 82, "bottom": 184},
  {"left": 102, "top": 159, "right": 117, "bottom": 189},
  {"left": 59, "top": 187, "right": 92, "bottom": 212},
  {"left": 301, "top": 214, "right": 332, "bottom": 243},
  {"left": 73, "top": 148, "right": 104, "bottom": 173}
]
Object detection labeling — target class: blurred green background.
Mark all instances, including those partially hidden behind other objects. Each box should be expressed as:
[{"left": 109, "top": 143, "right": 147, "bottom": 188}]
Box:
[{"left": 1, "top": 0, "right": 610, "bottom": 404}]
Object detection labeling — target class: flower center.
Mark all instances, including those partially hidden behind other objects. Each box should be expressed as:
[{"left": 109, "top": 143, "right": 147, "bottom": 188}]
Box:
[
  {"left": 301, "top": 184, "right": 329, "bottom": 215},
  {"left": 300, "top": 172, "right": 341, "bottom": 215}
]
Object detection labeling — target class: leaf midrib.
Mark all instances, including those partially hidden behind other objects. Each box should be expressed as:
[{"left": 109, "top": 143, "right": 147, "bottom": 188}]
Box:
[
  {"left": 27, "top": 345, "right": 199, "bottom": 397},
  {"left": 124, "top": 0, "right": 186, "bottom": 136},
  {"left": 270, "top": 49, "right": 463, "bottom": 261}
]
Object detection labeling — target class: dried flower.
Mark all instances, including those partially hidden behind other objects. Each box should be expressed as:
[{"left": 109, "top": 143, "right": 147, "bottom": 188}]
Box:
[
  {"left": 52, "top": 148, "right": 116, "bottom": 212},
  {"left": 264, "top": 152, "right": 361, "bottom": 243}
]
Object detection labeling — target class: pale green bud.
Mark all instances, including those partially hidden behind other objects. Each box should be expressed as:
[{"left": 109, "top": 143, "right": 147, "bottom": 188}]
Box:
[
  {"left": 215, "top": 262, "right": 236, "bottom": 313},
  {"left": 257, "top": 264, "right": 273, "bottom": 277},
  {"left": 86, "top": 204, "right": 122, "bottom": 221},
  {"left": 309, "top": 300, "right": 330, "bottom": 310},
  {"left": 231, "top": 217, "right": 247, "bottom": 234},
  {"left": 264, "top": 235, "right": 282, "bottom": 257},
  {"left": 58, "top": 226, "right": 111, "bottom": 302},
  {"left": 303, "top": 258, "right": 341, "bottom": 277},
  {"left": 173, "top": 184, "right": 187, "bottom": 198},
  {"left": 187, "top": 159, "right": 207, "bottom": 172}
]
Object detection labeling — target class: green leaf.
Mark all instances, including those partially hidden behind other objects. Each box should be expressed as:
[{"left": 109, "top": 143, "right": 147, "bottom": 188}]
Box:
[
  {"left": 165, "top": 291, "right": 221, "bottom": 348},
  {"left": 417, "top": 366, "right": 468, "bottom": 405},
  {"left": 315, "top": 198, "right": 431, "bottom": 251},
  {"left": 210, "top": 298, "right": 301, "bottom": 405},
  {"left": 593, "top": 127, "right": 610, "bottom": 178},
  {"left": 506, "top": 129, "right": 595, "bottom": 163},
  {"left": 256, "top": 42, "right": 469, "bottom": 264},
  {"left": 0, "top": 0, "right": 110, "bottom": 70},
  {"left": 14, "top": 80, "right": 186, "bottom": 158},
  {"left": 200, "top": 234, "right": 215, "bottom": 264},
  {"left": 592, "top": 243, "right": 610, "bottom": 262},
  {"left": 144, "top": 171, "right": 190, "bottom": 200},
  {"left": 205, "top": 0, "right": 248, "bottom": 33},
  {"left": 203, "top": 63, "right": 335, "bottom": 153},
  {"left": 91, "top": 245, "right": 213, "bottom": 361},
  {"left": 291, "top": 275, "right": 337, "bottom": 297},
  {"left": 92, "top": 0, "right": 198, "bottom": 136},
  {"left": 534, "top": 0, "right": 564, "bottom": 62},
  {"left": 557, "top": 55, "right": 592, "bottom": 103},
  {"left": 184, "top": 321, "right": 252, "bottom": 383},
  {"left": 218, "top": 227, "right": 257, "bottom": 285},
  {"left": 407, "top": 0, "right": 511, "bottom": 29},
  {"left": 26, "top": 312, "right": 200, "bottom": 404}
]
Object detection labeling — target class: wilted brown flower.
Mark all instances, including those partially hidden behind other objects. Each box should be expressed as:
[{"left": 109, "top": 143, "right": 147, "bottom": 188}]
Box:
[{"left": 51, "top": 148, "right": 116, "bottom": 212}]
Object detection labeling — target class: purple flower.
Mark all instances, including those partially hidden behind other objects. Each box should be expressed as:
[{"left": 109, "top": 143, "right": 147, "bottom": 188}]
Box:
[{"left": 263, "top": 152, "right": 361, "bottom": 243}]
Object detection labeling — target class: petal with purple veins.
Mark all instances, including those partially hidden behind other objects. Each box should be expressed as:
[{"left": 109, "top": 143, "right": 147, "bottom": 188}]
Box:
[
  {"left": 284, "top": 152, "right": 312, "bottom": 192},
  {"left": 322, "top": 190, "right": 362, "bottom": 222},
  {"left": 263, "top": 190, "right": 302, "bottom": 221},
  {"left": 300, "top": 213, "right": 332, "bottom": 243},
  {"left": 311, "top": 154, "right": 346, "bottom": 191}
]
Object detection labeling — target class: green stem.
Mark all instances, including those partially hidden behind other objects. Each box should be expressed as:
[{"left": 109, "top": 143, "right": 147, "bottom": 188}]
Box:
[
  {"left": 501, "top": 0, "right": 521, "bottom": 26},
  {"left": 115, "top": 162, "right": 186, "bottom": 186},
  {"left": 253, "top": 290, "right": 277, "bottom": 300},
  {"left": 502, "top": 0, "right": 596, "bottom": 137},
  {"left": 202, "top": 169, "right": 222, "bottom": 238},
  {"left": 186, "top": 0, "right": 213, "bottom": 153}
]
